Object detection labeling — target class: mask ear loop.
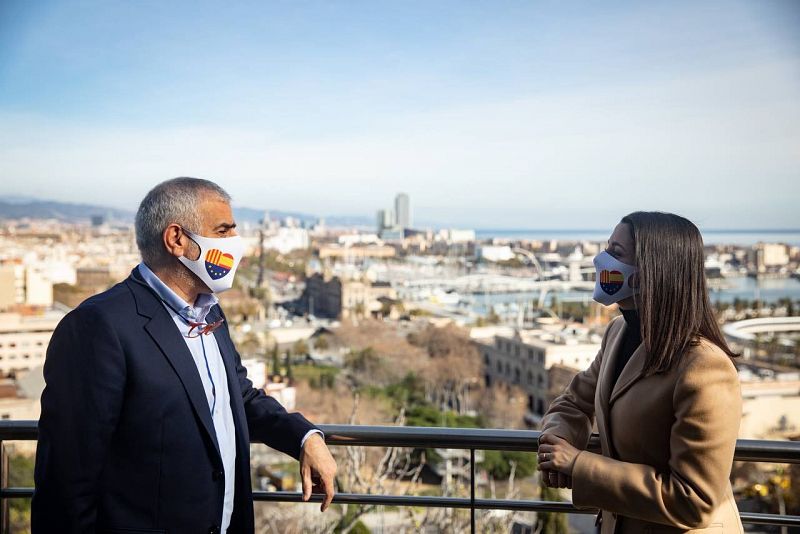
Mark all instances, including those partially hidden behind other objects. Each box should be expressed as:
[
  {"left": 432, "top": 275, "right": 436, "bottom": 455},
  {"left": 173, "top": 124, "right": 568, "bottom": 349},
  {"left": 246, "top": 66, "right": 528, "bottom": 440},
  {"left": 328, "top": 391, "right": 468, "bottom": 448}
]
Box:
[
  {"left": 628, "top": 270, "right": 642, "bottom": 311},
  {"left": 179, "top": 226, "right": 203, "bottom": 262}
]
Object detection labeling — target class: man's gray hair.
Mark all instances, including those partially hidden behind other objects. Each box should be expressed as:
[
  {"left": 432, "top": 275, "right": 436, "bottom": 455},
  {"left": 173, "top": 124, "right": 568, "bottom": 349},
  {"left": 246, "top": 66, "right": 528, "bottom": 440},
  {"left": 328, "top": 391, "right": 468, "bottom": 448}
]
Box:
[{"left": 135, "top": 177, "right": 231, "bottom": 268}]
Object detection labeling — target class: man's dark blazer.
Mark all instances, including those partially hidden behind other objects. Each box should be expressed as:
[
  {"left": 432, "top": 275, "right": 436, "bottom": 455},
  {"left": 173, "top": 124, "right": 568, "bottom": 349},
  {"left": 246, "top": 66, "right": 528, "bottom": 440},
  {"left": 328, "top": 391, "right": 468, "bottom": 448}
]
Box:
[{"left": 32, "top": 267, "right": 317, "bottom": 534}]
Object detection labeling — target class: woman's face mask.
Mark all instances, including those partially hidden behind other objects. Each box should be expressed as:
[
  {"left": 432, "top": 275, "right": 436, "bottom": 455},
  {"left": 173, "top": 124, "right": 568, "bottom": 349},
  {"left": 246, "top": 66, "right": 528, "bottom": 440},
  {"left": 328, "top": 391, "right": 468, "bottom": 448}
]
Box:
[
  {"left": 592, "top": 251, "right": 638, "bottom": 306},
  {"left": 178, "top": 228, "right": 245, "bottom": 294}
]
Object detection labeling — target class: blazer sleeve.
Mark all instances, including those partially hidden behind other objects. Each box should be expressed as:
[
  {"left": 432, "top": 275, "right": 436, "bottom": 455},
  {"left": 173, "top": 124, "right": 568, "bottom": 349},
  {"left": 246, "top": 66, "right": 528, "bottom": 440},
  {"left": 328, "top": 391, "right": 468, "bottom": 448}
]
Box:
[
  {"left": 218, "top": 312, "right": 317, "bottom": 460},
  {"left": 540, "top": 318, "right": 617, "bottom": 449},
  {"left": 570, "top": 348, "right": 742, "bottom": 529},
  {"left": 32, "top": 305, "right": 126, "bottom": 533}
]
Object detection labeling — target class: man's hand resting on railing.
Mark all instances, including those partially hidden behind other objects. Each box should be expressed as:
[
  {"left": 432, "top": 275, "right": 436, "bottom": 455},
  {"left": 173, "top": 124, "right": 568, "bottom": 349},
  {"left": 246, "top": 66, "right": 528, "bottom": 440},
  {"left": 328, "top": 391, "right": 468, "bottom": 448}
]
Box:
[
  {"left": 300, "top": 433, "right": 338, "bottom": 511},
  {"left": 538, "top": 434, "right": 580, "bottom": 489}
]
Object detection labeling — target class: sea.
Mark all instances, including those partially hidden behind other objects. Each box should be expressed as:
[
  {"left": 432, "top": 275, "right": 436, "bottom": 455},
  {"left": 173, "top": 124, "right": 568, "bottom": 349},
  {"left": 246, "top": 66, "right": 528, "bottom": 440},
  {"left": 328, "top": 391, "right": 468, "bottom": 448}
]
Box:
[
  {"left": 469, "top": 277, "right": 800, "bottom": 316},
  {"left": 470, "top": 229, "right": 800, "bottom": 306},
  {"left": 475, "top": 229, "right": 800, "bottom": 247}
]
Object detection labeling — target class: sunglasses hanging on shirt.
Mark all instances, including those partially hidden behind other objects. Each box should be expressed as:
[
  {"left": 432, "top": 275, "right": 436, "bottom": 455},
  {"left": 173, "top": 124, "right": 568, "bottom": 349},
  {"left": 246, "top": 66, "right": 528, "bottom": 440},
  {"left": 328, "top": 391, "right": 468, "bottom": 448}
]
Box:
[{"left": 186, "top": 318, "right": 225, "bottom": 338}]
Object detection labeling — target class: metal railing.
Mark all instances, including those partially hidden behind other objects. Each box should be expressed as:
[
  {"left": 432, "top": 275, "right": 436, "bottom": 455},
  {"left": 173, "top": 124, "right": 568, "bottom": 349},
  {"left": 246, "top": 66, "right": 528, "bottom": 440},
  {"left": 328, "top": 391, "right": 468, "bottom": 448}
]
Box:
[{"left": 1, "top": 421, "right": 799, "bottom": 532}]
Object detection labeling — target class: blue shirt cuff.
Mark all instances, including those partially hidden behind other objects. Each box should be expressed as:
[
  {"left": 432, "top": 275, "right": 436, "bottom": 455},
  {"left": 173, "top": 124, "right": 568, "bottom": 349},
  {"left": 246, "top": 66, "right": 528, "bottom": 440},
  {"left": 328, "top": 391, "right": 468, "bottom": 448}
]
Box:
[{"left": 301, "top": 429, "right": 324, "bottom": 449}]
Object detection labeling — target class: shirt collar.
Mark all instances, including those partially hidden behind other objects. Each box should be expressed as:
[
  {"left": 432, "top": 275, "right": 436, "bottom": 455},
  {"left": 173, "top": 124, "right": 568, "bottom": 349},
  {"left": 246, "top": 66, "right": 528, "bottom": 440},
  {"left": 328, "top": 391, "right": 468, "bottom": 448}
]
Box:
[{"left": 137, "top": 262, "right": 219, "bottom": 323}]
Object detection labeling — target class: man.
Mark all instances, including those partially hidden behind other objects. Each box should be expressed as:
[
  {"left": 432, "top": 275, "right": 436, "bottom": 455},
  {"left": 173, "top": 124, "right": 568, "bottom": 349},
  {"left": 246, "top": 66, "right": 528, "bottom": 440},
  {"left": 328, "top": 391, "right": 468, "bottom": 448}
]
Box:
[{"left": 32, "top": 178, "right": 337, "bottom": 533}]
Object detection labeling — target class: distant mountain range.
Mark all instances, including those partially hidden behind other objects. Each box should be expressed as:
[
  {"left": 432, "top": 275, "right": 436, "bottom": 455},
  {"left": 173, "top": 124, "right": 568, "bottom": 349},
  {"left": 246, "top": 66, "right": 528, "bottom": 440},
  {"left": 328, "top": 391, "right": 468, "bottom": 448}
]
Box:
[
  {"left": 0, "top": 197, "right": 134, "bottom": 222},
  {"left": 0, "top": 196, "right": 374, "bottom": 227}
]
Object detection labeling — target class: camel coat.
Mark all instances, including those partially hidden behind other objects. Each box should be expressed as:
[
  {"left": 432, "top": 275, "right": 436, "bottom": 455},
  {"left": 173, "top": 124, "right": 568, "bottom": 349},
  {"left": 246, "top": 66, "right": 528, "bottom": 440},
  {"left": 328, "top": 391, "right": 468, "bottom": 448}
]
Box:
[{"left": 541, "top": 316, "right": 744, "bottom": 534}]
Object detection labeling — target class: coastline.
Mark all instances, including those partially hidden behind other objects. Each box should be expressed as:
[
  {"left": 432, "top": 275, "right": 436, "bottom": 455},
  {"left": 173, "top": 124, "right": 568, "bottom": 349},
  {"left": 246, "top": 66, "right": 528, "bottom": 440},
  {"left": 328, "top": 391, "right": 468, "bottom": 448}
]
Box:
[{"left": 474, "top": 229, "right": 800, "bottom": 246}]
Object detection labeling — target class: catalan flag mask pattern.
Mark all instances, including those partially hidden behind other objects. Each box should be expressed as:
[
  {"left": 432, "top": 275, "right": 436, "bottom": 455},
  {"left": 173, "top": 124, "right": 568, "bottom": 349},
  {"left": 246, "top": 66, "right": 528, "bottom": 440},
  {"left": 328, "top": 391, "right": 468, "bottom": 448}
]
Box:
[
  {"left": 592, "top": 251, "right": 637, "bottom": 306},
  {"left": 178, "top": 228, "right": 245, "bottom": 294}
]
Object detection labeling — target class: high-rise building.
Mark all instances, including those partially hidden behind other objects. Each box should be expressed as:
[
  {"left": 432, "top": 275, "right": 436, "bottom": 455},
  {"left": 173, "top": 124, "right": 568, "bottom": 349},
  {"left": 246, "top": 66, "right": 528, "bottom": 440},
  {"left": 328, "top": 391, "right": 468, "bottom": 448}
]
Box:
[
  {"left": 376, "top": 209, "right": 394, "bottom": 231},
  {"left": 394, "top": 193, "right": 410, "bottom": 229}
]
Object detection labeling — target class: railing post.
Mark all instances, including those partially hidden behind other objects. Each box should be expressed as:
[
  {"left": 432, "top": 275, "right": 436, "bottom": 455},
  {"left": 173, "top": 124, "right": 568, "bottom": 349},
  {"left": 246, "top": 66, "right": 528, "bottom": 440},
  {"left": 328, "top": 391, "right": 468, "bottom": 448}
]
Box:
[{"left": 470, "top": 448, "right": 475, "bottom": 534}]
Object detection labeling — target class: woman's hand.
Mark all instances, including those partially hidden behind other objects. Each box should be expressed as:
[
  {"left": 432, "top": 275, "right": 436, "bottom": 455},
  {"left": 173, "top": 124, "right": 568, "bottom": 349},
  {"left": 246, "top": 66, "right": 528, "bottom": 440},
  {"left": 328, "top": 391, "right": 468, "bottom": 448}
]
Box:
[
  {"left": 540, "top": 468, "right": 572, "bottom": 488},
  {"left": 538, "top": 434, "right": 580, "bottom": 488}
]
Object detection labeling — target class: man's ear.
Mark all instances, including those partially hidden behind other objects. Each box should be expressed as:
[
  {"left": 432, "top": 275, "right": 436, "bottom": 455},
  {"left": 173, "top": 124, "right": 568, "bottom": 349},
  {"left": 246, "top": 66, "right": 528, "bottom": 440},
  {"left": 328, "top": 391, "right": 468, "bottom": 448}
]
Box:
[{"left": 163, "top": 224, "right": 200, "bottom": 261}]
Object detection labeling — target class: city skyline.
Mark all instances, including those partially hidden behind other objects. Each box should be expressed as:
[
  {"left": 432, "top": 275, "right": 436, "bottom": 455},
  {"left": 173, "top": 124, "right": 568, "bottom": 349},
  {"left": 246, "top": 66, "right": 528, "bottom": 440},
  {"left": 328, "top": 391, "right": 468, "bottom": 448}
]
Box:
[
  {"left": 4, "top": 193, "right": 800, "bottom": 234},
  {"left": 0, "top": 1, "right": 798, "bottom": 229}
]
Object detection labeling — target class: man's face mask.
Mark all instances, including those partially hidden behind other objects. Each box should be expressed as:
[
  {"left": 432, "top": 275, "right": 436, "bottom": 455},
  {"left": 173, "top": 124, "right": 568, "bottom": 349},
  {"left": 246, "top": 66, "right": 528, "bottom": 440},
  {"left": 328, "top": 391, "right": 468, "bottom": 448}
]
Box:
[
  {"left": 178, "top": 228, "right": 245, "bottom": 294},
  {"left": 592, "top": 251, "right": 638, "bottom": 306}
]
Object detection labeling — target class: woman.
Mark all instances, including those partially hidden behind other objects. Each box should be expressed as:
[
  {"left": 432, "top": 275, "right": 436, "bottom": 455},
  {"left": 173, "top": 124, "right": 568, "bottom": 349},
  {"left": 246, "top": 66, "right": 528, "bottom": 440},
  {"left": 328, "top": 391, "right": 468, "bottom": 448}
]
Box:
[{"left": 537, "top": 212, "right": 743, "bottom": 533}]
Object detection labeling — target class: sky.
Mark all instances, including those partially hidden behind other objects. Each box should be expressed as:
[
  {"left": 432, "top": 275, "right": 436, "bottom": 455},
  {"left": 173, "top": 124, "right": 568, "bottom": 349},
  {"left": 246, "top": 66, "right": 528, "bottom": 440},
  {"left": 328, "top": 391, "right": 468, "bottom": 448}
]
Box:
[{"left": 0, "top": 0, "right": 798, "bottom": 229}]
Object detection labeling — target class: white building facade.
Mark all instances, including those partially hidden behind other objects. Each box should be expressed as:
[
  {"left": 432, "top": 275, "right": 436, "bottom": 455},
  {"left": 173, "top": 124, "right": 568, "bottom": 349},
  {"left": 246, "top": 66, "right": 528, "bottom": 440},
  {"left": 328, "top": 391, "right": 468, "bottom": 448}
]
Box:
[
  {"left": 480, "top": 328, "right": 600, "bottom": 424},
  {"left": 0, "top": 311, "right": 64, "bottom": 375}
]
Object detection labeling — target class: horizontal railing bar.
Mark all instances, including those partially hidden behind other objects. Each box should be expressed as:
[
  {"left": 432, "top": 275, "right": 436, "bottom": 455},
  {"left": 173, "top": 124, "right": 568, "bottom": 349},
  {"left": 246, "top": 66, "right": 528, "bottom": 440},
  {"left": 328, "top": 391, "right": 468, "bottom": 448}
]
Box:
[
  {"left": 0, "top": 421, "right": 37, "bottom": 441},
  {"left": 730, "top": 438, "right": 800, "bottom": 464},
  {"left": 739, "top": 512, "right": 800, "bottom": 527},
  {"left": 320, "top": 424, "right": 545, "bottom": 451},
  {"left": 3, "top": 422, "right": 799, "bottom": 463},
  {"left": 3, "top": 488, "right": 798, "bottom": 527},
  {"left": 254, "top": 491, "right": 594, "bottom": 513},
  {"left": 0, "top": 489, "right": 31, "bottom": 498}
]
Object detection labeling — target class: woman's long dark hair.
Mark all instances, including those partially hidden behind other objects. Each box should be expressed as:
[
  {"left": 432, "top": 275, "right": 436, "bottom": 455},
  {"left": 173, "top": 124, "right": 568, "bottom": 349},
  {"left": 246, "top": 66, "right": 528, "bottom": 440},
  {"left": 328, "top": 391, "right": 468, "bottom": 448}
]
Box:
[{"left": 621, "top": 211, "right": 737, "bottom": 374}]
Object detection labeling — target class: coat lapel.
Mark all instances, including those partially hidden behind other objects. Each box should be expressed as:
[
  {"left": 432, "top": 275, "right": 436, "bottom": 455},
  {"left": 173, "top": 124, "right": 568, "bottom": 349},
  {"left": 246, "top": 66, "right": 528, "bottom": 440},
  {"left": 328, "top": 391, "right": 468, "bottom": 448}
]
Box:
[
  {"left": 598, "top": 320, "right": 626, "bottom": 408},
  {"left": 595, "top": 319, "right": 625, "bottom": 456},
  {"left": 609, "top": 343, "right": 648, "bottom": 405},
  {"left": 126, "top": 271, "right": 222, "bottom": 461}
]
